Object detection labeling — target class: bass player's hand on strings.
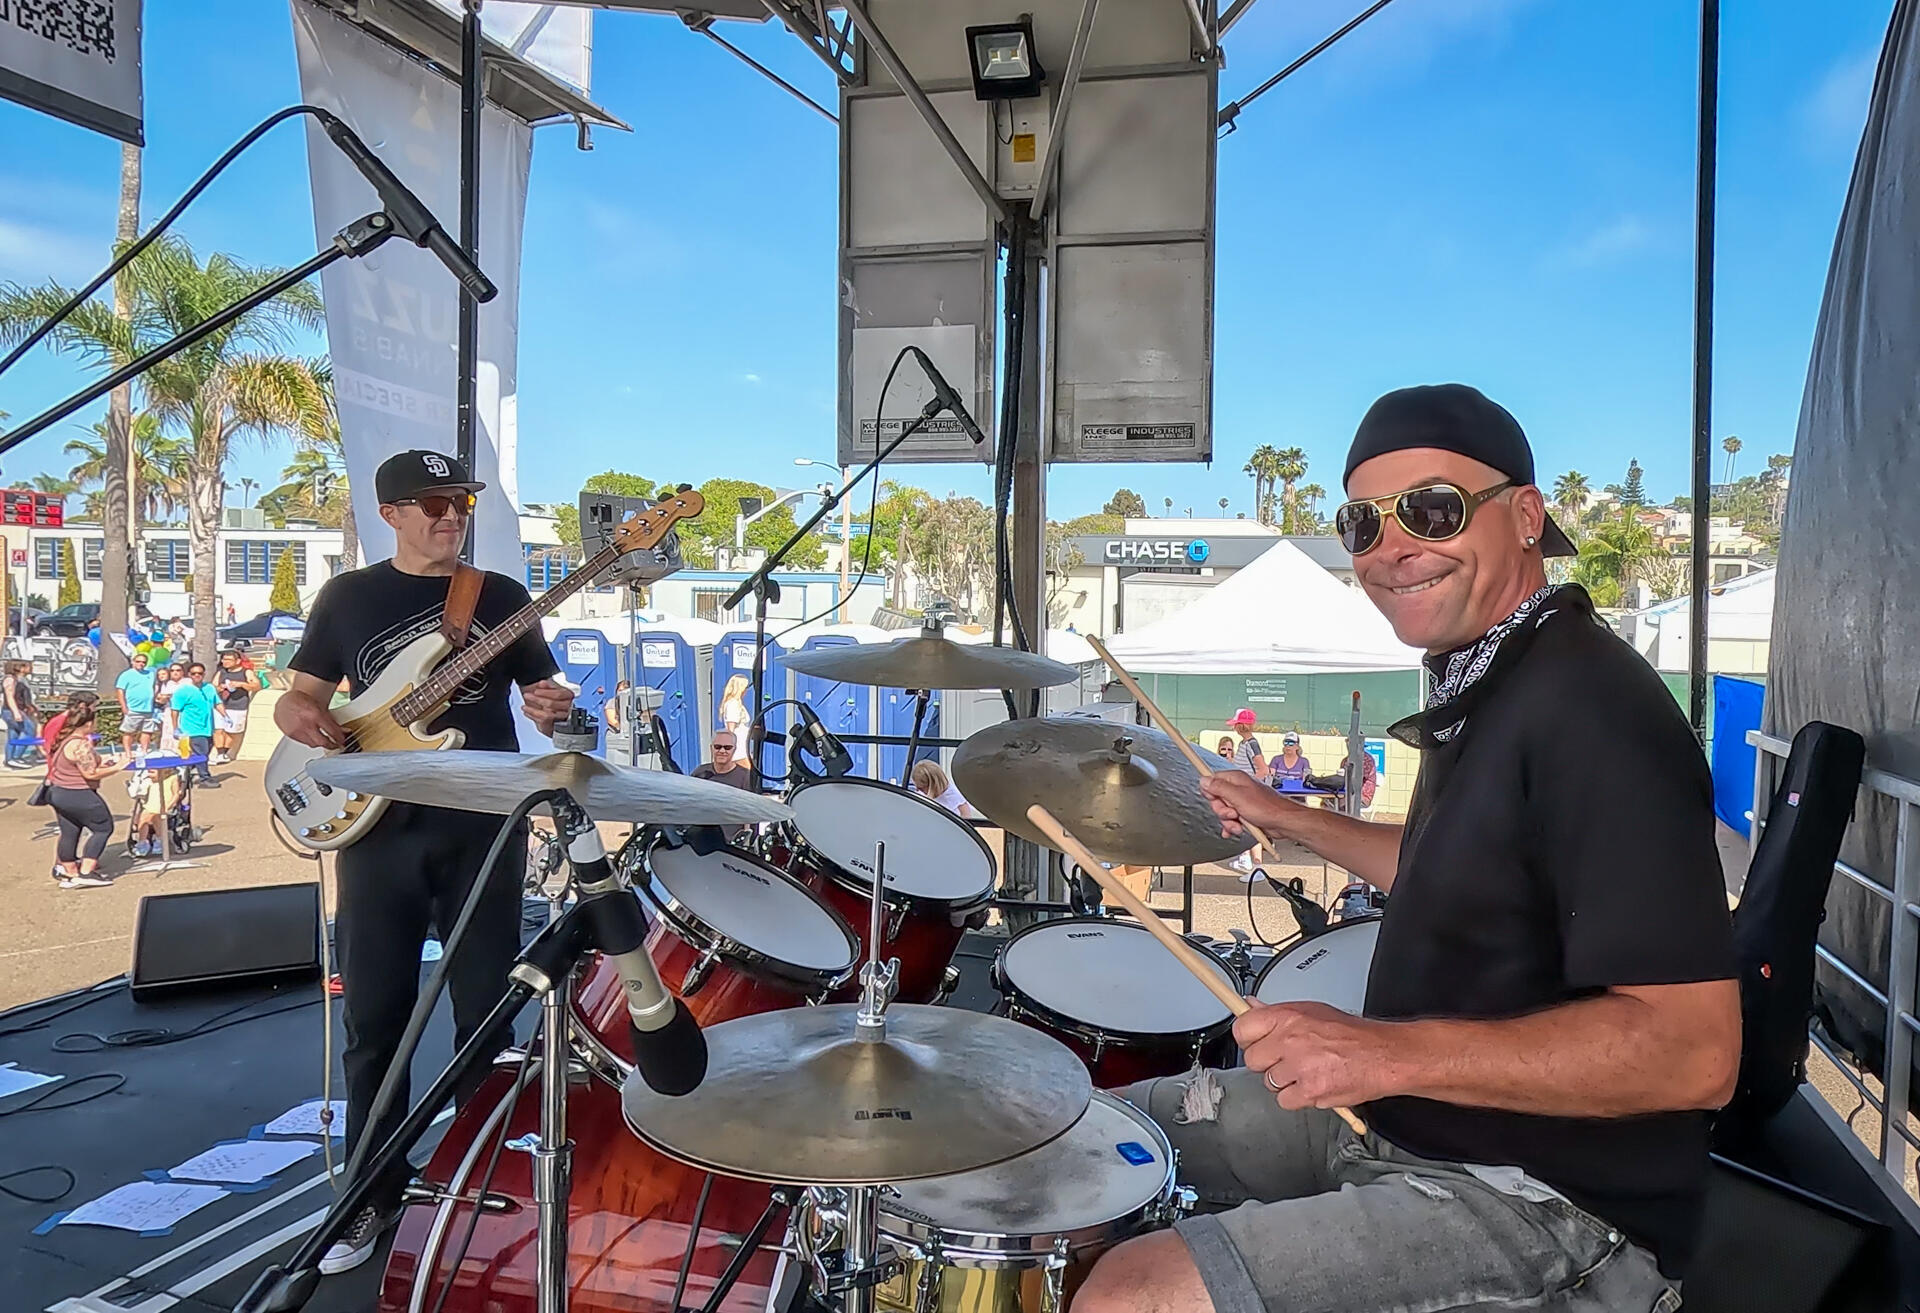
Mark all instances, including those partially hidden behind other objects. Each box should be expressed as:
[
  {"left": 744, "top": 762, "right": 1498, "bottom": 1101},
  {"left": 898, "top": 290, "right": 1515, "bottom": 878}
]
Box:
[{"left": 275, "top": 676, "right": 345, "bottom": 750}]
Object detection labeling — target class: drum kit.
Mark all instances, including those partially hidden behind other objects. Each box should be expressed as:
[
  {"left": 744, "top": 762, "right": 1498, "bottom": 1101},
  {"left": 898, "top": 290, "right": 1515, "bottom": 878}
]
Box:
[{"left": 281, "top": 626, "right": 1381, "bottom": 1313}]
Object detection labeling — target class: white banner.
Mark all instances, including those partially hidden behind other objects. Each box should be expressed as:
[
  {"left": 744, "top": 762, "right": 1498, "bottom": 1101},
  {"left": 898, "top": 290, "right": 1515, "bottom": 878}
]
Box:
[
  {"left": 0, "top": 0, "right": 142, "bottom": 143},
  {"left": 291, "top": 0, "right": 530, "bottom": 583}
]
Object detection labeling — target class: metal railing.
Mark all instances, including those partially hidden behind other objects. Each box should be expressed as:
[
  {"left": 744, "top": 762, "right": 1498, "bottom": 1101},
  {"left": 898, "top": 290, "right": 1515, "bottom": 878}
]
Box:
[{"left": 1748, "top": 728, "right": 1920, "bottom": 1186}]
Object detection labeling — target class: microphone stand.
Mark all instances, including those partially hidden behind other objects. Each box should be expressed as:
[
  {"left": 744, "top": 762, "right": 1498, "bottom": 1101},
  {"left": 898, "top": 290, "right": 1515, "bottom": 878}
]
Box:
[
  {"left": 0, "top": 212, "right": 400, "bottom": 456},
  {"left": 727, "top": 401, "right": 950, "bottom": 790}
]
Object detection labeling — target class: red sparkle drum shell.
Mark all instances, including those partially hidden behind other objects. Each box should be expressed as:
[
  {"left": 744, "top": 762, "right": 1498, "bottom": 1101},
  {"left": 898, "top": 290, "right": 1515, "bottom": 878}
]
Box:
[
  {"left": 773, "top": 779, "right": 996, "bottom": 1004},
  {"left": 378, "top": 1064, "right": 784, "bottom": 1313},
  {"left": 993, "top": 917, "right": 1241, "bottom": 1088}
]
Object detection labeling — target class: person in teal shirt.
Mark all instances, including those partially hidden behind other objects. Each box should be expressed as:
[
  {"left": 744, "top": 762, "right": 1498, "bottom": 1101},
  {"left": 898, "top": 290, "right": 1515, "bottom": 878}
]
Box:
[{"left": 170, "top": 662, "right": 221, "bottom": 785}]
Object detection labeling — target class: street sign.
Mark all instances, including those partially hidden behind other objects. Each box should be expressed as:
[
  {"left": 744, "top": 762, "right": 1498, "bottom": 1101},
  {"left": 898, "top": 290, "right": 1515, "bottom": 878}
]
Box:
[{"left": 9, "top": 549, "right": 24, "bottom": 568}]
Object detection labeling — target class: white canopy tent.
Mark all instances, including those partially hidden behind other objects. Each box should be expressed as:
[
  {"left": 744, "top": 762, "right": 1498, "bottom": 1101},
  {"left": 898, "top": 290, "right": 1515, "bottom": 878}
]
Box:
[{"left": 1102, "top": 540, "right": 1421, "bottom": 674}]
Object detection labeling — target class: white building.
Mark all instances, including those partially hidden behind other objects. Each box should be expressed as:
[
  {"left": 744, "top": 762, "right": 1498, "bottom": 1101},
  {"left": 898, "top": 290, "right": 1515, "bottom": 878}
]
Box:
[{"left": 1620, "top": 568, "right": 1775, "bottom": 675}]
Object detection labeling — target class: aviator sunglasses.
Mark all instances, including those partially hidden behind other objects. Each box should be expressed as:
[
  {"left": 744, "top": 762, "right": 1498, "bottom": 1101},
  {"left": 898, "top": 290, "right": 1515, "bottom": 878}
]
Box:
[
  {"left": 391, "top": 491, "right": 476, "bottom": 519},
  {"left": 1334, "top": 480, "right": 1513, "bottom": 556}
]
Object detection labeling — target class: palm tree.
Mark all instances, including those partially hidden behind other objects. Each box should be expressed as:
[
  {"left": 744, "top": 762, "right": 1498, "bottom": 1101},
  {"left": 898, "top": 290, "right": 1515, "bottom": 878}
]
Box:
[
  {"left": 1761, "top": 452, "right": 1791, "bottom": 526},
  {"left": 0, "top": 235, "right": 326, "bottom": 662},
  {"left": 29, "top": 474, "right": 79, "bottom": 499},
  {"left": 1574, "top": 518, "right": 1656, "bottom": 608},
  {"left": 1551, "top": 471, "right": 1590, "bottom": 520},
  {"left": 1163, "top": 496, "right": 1173, "bottom": 516},
  {"left": 1295, "top": 483, "right": 1326, "bottom": 530},
  {"left": 1244, "top": 444, "right": 1281, "bottom": 525},
  {"left": 298, "top": 359, "right": 356, "bottom": 568},
  {"left": 64, "top": 413, "right": 189, "bottom": 525},
  {"left": 1218, "top": 497, "right": 1229, "bottom": 514},
  {"left": 1273, "top": 446, "right": 1308, "bottom": 533},
  {"left": 1721, "top": 435, "right": 1742, "bottom": 484}
]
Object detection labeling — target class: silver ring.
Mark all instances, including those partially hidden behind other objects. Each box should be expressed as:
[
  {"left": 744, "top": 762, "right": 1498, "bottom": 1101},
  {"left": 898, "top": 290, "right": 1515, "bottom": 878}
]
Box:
[{"left": 1264, "top": 1070, "right": 1281, "bottom": 1093}]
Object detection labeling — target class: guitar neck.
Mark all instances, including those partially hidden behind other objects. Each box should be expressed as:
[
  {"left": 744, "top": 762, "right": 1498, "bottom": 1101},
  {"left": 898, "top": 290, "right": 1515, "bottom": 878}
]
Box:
[{"left": 391, "top": 541, "right": 620, "bottom": 724}]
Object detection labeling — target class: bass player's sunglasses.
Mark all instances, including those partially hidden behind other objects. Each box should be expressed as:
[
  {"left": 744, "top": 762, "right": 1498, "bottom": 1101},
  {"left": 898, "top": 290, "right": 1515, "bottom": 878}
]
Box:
[
  {"left": 1333, "top": 480, "right": 1513, "bottom": 556},
  {"left": 390, "top": 492, "right": 476, "bottom": 520}
]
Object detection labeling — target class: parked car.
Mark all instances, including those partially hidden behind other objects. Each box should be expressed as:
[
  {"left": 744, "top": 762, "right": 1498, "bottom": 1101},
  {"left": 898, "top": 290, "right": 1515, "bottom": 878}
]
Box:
[
  {"left": 6, "top": 605, "right": 46, "bottom": 634},
  {"left": 31, "top": 602, "right": 98, "bottom": 637}
]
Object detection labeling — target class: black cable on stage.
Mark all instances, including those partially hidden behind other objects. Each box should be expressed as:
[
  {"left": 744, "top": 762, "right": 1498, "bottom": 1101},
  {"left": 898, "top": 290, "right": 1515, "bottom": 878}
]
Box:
[
  {"left": 427, "top": 1044, "right": 535, "bottom": 1313},
  {"left": 0, "top": 104, "right": 325, "bottom": 382},
  {"left": 0, "top": 1070, "right": 126, "bottom": 1116},
  {"left": 0, "top": 1165, "right": 76, "bottom": 1204},
  {"left": 0, "top": 981, "right": 124, "bottom": 1038},
  {"left": 341, "top": 793, "right": 553, "bottom": 1200},
  {"left": 54, "top": 996, "right": 319, "bottom": 1051}
]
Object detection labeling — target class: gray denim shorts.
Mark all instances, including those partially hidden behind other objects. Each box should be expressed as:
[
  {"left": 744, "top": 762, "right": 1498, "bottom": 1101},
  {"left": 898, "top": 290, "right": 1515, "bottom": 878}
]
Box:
[
  {"left": 121, "top": 713, "right": 159, "bottom": 734},
  {"left": 1122, "top": 1069, "right": 1683, "bottom": 1313}
]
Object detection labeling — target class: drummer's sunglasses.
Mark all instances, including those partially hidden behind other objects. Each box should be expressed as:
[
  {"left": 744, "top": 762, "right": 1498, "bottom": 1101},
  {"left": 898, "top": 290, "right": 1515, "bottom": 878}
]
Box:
[
  {"left": 1334, "top": 480, "right": 1513, "bottom": 556},
  {"left": 391, "top": 492, "right": 476, "bottom": 519}
]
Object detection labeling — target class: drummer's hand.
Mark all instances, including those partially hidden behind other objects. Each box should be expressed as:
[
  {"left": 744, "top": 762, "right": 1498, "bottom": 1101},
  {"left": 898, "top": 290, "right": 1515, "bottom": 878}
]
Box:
[
  {"left": 520, "top": 680, "right": 575, "bottom": 736},
  {"left": 1235, "top": 1001, "right": 1401, "bottom": 1111},
  {"left": 1201, "top": 771, "right": 1309, "bottom": 840}
]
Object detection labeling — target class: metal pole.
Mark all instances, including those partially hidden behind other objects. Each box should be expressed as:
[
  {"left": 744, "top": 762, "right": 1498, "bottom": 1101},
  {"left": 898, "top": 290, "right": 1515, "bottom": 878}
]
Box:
[
  {"left": 534, "top": 974, "right": 573, "bottom": 1313},
  {"left": 1687, "top": 0, "right": 1718, "bottom": 743},
  {"left": 457, "top": 0, "right": 484, "bottom": 566},
  {"left": 838, "top": 0, "right": 1010, "bottom": 223},
  {"left": 1029, "top": 0, "right": 1101, "bottom": 222},
  {"left": 1179, "top": 0, "right": 1213, "bottom": 56},
  {"left": 840, "top": 466, "right": 852, "bottom": 604}
]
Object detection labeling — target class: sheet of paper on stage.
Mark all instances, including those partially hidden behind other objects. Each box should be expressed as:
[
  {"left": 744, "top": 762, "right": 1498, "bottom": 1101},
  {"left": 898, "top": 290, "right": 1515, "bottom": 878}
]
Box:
[
  {"left": 170, "top": 1139, "right": 322, "bottom": 1185},
  {"left": 0, "top": 1063, "right": 60, "bottom": 1100},
  {"left": 58, "top": 1181, "right": 225, "bottom": 1232},
  {"left": 265, "top": 1099, "right": 347, "bottom": 1136}
]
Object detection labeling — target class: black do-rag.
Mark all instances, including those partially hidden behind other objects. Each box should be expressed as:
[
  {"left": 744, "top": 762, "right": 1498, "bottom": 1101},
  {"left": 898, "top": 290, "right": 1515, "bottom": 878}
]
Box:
[{"left": 1343, "top": 384, "right": 1576, "bottom": 557}]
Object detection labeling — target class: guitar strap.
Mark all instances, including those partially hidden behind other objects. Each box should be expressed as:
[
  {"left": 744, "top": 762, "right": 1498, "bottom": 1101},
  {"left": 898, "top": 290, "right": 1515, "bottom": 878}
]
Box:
[{"left": 440, "top": 563, "right": 485, "bottom": 650}]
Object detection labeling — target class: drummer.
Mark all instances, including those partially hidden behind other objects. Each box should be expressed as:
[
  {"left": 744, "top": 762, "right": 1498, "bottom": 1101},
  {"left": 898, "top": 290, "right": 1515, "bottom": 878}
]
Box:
[{"left": 1078, "top": 385, "right": 1737, "bottom": 1313}]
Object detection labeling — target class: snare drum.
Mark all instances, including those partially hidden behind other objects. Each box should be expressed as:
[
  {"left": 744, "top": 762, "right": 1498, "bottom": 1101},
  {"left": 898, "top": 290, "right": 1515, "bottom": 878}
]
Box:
[
  {"left": 1250, "top": 916, "right": 1381, "bottom": 1013},
  {"left": 994, "top": 918, "right": 1240, "bottom": 1087},
  {"left": 864, "top": 1090, "right": 1190, "bottom": 1313},
  {"left": 572, "top": 841, "right": 860, "bottom": 1072},
  {"left": 775, "top": 778, "right": 995, "bottom": 1003}
]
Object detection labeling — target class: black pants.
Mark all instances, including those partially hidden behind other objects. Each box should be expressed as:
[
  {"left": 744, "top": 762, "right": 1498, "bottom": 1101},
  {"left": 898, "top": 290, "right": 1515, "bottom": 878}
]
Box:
[
  {"left": 335, "top": 802, "right": 526, "bottom": 1211},
  {"left": 50, "top": 785, "right": 113, "bottom": 863}
]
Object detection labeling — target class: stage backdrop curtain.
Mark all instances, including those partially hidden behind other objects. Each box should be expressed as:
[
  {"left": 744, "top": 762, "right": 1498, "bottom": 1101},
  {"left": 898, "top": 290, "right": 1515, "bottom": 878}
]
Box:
[
  {"left": 1764, "top": 0, "right": 1920, "bottom": 1102},
  {"left": 290, "top": 0, "right": 532, "bottom": 578}
]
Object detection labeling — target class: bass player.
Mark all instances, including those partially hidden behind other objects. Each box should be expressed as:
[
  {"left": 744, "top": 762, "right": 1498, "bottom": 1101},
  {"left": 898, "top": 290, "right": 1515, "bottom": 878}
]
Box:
[{"left": 273, "top": 449, "right": 575, "bottom": 1276}]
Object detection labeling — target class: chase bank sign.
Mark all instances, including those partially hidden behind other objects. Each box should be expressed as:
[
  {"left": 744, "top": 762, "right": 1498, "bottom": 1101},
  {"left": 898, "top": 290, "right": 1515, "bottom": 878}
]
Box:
[{"left": 1103, "top": 538, "right": 1210, "bottom": 565}]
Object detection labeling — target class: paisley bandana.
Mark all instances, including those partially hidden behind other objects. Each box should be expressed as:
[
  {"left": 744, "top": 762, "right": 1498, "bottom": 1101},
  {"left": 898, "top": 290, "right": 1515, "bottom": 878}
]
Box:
[{"left": 1388, "top": 584, "right": 1587, "bottom": 748}]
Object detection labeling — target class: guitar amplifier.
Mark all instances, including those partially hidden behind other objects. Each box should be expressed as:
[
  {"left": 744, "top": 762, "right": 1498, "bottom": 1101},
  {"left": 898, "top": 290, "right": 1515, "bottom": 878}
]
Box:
[{"left": 130, "top": 884, "right": 324, "bottom": 1000}]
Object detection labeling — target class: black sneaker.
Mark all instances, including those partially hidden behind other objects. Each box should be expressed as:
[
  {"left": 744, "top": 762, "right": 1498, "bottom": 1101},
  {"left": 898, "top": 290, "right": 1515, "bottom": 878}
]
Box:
[{"left": 318, "top": 1204, "right": 392, "bottom": 1275}]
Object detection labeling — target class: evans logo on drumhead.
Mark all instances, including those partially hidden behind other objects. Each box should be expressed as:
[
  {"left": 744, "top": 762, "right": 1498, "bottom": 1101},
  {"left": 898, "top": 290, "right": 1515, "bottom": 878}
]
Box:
[
  {"left": 1066, "top": 931, "right": 1107, "bottom": 939},
  {"left": 1293, "top": 947, "right": 1330, "bottom": 971},
  {"left": 720, "top": 859, "right": 770, "bottom": 887}
]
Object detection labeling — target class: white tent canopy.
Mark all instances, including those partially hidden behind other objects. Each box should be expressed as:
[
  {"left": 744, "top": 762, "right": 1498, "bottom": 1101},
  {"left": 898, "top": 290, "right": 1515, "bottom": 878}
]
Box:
[{"left": 1102, "top": 541, "right": 1422, "bottom": 675}]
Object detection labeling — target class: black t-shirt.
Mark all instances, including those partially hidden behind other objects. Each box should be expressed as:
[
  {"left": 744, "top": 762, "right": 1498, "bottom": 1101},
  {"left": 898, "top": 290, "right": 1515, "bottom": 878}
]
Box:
[
  {"left": 1361, "top": 594, "right": 1735, "bottom": 1277},
  {"left": 215, "top": 666, "right": 253, "bottom": 709},
  {"left": 691, "top": 763, "right": 754, "bottom": 791},
  {"left": 290, "top": 562, "right": 558, "bottom": 752}
]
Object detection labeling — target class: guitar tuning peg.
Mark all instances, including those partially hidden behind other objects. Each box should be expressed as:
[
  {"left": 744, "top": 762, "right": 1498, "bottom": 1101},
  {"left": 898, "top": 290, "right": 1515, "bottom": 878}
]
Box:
[{"left": 676, "top": 483, "right": 693, "bottom": 493}]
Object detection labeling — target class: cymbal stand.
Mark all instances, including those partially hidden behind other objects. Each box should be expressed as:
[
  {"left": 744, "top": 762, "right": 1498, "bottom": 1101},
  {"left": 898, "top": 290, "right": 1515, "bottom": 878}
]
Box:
[
  {"left": 533, "top": 943, "right": 574, "bottom": 1313},
  {"left": 898, "top": 686, "right": 933, "bottom": 789},
  {"left": 845, "top": 839, "right": 898, "bottom": 1313}
]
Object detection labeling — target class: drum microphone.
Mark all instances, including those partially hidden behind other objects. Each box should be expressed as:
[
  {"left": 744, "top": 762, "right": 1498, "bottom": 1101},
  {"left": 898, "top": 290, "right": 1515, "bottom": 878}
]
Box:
[
  {"left": 794, "top": 702, "right": 854, "bottom": 777},
  {"left": 555, "top": 802, "right": 707, "bottom": 1095},
  {"left": 1262, "top": 873, "right": 1330, "bottom": 938},
  {"left": 908, "top": 346, "right": 988, "bottom": 446}
]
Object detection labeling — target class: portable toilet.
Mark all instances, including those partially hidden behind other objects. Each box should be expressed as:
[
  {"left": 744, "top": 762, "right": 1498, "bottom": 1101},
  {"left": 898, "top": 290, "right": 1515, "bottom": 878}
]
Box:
[
  {"left": 548, "top": 627, "right": 619, "bottom": 754},
  {"left": 790, "top": 627, "right": 888, "bottom": 778},
  {"left": 630, "top": 618, "right": 722, "bottom": 774},
  {"left": 715, "top": 629, "right": 787, "bottom": 783}
]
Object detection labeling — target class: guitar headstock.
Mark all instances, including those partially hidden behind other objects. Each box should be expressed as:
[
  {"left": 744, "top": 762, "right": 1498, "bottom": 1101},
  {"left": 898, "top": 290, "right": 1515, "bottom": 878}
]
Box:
[{"left": 612, "top": 490, "right": 705, "bottom": 553}]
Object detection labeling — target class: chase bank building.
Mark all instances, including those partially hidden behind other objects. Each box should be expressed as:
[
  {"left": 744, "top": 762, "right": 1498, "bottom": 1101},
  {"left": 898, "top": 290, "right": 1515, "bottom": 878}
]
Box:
[{"left": 1052, "top": 518, "right": 1355, "bottom": 638}]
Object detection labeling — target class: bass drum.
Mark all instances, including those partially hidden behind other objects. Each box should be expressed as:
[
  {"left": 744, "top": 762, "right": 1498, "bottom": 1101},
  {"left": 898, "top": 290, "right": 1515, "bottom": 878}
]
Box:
[
  {"left": 379, "top": 1063, "right": 785, "bottom": 1313},
  {"left": 1250, "top": 916, "right": 1381, "bottom": 1013}
]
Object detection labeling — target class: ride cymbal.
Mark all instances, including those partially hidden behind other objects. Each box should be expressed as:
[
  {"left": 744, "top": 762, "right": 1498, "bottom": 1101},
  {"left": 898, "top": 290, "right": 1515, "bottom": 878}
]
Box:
[
  {"left": 782, "top": 630, "right": 1076, "bottom": 691},
  {"left": 305, "top": 750, "right": 794, "bottom": 826},
  {"left": 621, "top": 1004, "right": 1092, "bottom": 1184},
  {"left": 953, "top": 719, "right": 1254, "bottom": 866}
]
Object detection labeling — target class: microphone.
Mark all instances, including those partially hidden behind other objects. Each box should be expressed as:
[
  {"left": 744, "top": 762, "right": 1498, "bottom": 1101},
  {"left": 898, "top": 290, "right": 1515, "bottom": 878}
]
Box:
[
  {"left": 558, "top": 804, "right": 707, "bottom": 1095},
  {"left": 312, "top": 109, "right": 498, "bottom": 304},
  {"left": 908, "top": 346, "right": 988, "bottom": 446},
  {"left": 1262, "top": 873, "right": 1330, "bottom": 938},
  {"left": 794, "top": 702, "right": 854, "bottom": 778}
]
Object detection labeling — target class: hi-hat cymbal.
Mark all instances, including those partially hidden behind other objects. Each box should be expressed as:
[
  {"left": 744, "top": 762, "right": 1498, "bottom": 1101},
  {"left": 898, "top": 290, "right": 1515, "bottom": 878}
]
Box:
[
  {"left": 953, "top": 719, "right": 1254, "bottom": 867},
  {"left": 782, "top": 631, "right": 1076, "bottom": 691},
  {"left": 621, "top": 1004, "right": 1092, "bottom": 1185},
  {"left": 305, "top": 750, "right": 794, "bottom": 826}
]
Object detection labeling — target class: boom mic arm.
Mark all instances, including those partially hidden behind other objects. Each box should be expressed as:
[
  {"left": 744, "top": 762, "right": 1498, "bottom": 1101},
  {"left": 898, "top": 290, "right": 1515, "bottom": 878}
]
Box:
[{"left": 794, "top": 701, "right": 853, "bottom": 778}]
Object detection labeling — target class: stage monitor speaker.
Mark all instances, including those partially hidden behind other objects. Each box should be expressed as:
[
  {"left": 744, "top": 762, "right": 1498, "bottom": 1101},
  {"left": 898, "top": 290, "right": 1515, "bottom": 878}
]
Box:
[
  {"left": 1685, "top": 1155, "right": 1889, "bottom": 1313},
  {"left": 130, "top": 884, "right": 323, "bottom": 1000}
]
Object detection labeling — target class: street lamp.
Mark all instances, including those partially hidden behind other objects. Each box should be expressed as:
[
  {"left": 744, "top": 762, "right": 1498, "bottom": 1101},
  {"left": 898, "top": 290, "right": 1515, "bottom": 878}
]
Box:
[
  {"left": 735, "top": 485, "right": 830, "bottom": 552},
  {"left": 795, "top": 457, "right": 854, "bottom": 600}
]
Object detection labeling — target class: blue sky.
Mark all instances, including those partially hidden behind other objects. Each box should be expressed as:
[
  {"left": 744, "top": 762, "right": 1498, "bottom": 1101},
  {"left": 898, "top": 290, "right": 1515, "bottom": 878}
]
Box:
[{"left": 0, "top": 0, "right": 1892, "bottom": 520}]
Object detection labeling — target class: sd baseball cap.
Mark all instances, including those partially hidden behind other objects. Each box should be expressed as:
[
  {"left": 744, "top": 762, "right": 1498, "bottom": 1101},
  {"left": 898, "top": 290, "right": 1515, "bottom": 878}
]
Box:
[
  {"left": 375, "top": 450, "right": 485, "bottom": 504},
  {"left": 1342, "top": 384, "right": 1576, "bottom": 557}
]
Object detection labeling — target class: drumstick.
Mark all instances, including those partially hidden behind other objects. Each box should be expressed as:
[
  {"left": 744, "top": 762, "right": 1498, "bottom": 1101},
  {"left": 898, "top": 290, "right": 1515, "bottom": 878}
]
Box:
[
  {"left": 1026, "top": 803, "right": 1368, "bottom": 1137},
  {"left": 1086, "top": 635, "right": 1278, "bottom": 854}
]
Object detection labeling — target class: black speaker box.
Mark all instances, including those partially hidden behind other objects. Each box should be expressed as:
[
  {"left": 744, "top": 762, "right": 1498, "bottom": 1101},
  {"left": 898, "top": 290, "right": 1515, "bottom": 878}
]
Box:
[
  {"left": 1685, "top": 1155, "right": 1890, "bottom": 1313},
  {"left": 130, "top": 884, "right": 323, "bottom": 1000}
]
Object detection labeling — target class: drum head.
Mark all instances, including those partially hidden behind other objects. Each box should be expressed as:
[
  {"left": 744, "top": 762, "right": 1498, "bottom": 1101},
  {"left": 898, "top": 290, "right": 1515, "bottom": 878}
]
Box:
[
  {"left": 649, "top": 844, "right": 858, "bottom": 973},
  {"left": 881, "top": 1091, "right": 1170, "bottom": 1243},
  {"left": 789, "top": 780, "right": 994, "bottom": 905},
  {"left": 1001, "top": 920, "right": 1238, "bottom": 1038},
  {"left": 1253, "top": 917, "right": 1380, "bottom": 1014}
]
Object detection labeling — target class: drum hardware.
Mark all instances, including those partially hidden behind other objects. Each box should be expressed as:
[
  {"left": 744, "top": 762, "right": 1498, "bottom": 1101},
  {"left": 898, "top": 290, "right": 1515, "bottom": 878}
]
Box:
[
  {"left": 687, "top": 1186, "right": 800, "bottom": 1313},
  {"left": 398, "top": 1180, "right": 519, "bottom": 1213}
]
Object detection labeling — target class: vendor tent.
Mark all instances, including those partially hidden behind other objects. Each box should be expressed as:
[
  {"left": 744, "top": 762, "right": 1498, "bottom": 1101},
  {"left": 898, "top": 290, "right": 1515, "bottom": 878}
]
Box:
[{"left": 1103, "top": 541, "right": 1420, "bottom": 674}]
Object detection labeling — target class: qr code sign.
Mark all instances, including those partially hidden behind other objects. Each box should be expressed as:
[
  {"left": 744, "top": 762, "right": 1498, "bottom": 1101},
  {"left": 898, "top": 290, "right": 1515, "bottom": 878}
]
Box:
[{"left": 0, "top": 0, "right": 118, "bottom": 61}]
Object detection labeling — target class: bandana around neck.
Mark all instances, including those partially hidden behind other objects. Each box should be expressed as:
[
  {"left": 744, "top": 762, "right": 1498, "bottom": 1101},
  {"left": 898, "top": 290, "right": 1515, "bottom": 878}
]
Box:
[{"left": 1388, "top": 584, "right": 1586, "bottom": 749}]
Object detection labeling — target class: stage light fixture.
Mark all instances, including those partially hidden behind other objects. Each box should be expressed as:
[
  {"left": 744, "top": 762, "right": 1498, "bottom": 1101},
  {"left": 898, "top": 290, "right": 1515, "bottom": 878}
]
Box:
[{"left": 967, "top": 18, "right": 1046, "bottom": 102}]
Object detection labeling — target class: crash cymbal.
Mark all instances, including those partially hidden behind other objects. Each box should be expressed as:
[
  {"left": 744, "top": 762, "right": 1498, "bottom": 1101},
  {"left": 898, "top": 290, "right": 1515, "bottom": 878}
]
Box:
[
  {"left": 621, "top": 1004, "right": 1092, "bottom": 1184},
  {"left": 304, "top": 750, "right": 794, "bottom": 827},
  {"left": 953, "top": 719, "right": 1254, "bottom": 867},
  {"left": 782, "top": 628, "right": 1076, "bottom": 691}
]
